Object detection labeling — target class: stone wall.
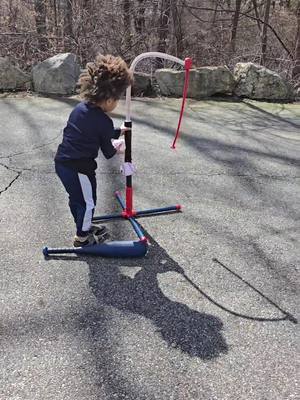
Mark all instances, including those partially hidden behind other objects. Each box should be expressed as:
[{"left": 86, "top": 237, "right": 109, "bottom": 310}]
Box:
[{"left": 0, "top": 54, "right": 296, "bottom": 102}]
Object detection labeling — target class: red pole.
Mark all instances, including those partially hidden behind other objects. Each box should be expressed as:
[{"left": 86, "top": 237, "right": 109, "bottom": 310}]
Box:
[{"left": 171, "top": 57, "right": 192, "bottom": 149}]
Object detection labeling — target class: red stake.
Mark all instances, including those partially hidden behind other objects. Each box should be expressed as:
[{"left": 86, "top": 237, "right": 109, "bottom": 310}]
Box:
[{"left": 171, "top": 57, "right": 192, "bottom": 149}]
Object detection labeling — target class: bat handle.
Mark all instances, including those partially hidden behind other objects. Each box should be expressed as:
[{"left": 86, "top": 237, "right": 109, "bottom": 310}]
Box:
[{"left": 43, "top": 246, "right": 75, "bottom": 256}]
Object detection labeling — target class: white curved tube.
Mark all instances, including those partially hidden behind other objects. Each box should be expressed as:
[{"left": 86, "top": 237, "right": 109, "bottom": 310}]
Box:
[{"left": 125, "top": 52, "right": 185, "bottom": 121}]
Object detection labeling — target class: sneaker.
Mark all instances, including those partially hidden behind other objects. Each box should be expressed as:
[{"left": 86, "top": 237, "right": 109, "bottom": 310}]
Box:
[
  {"left": 89, "top": 224, "right": 108, "bottom": 236},
  {"left": 73, "top": 231, "right": 109, "bottom": 247}
]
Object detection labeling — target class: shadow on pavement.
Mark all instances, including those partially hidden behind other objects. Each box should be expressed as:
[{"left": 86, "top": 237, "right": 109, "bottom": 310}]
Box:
[
  {"left": 242, "top": 100, "right": 300, "bottom": 129},
  {"left": 187, "top": 258, "right": 297, "bottom": 324},
  {"left": 86, "top": 231, "right": 228, "bottom": 360}
]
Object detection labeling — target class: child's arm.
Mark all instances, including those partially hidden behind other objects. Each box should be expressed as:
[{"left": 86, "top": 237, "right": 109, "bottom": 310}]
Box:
[
  {"left": 112, "top": 127, "right": 121, "bottom": 139},
  {"left": 98, "top": 119, "right": 127, "bottom": 159},
  {"left": 112, "top": 122, "right": 130, "bottom": 139}
]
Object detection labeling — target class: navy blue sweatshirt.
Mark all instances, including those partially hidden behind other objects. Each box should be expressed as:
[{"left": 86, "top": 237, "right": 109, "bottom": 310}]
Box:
[{"left": 55, "top": 101, "right": 120, "bottom": 175}]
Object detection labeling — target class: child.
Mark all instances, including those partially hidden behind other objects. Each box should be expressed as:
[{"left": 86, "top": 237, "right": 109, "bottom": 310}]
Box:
[{"left": 55, "top": 54, "right": 133, "bottom": 247}]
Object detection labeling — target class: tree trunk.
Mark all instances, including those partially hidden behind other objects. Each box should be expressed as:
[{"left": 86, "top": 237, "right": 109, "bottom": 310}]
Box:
[
  {"left": 151, "top": 0, "right": 159, "bottom": 31},
  {"left": 63, "top": 0, "right": 73, "bottom": 51},
  {"left": 292, "top": 3, "right": 300, "bottom": 78},
  {"left": 134, "top": 0, "right": 146, "bottom": 34},
  {"left": 211, "top": 0, "right": 220, "bottom": 26},
  {"left": 261, "top": 0, "right": 271, "bottom": 65},
  {"left": 171, "top": 0, "right": 184, "bottom": 58},
  {"left": 123, "top": 0, "right": 132, "bottom": 55},
  {"left": 230, "top": 0, "right": 242, "bottom": 53},
  {"left": 252, "top": 0, "right": 261, "bottom": 32},
  {"left": 34, "top": 0, "right": 48, "bottom": 51},
  {"left": 157, "top": 0, "right": 171, "bottom": 62},
  {"left": 8, "top": 0, "right": 18, "bottom": 32}
]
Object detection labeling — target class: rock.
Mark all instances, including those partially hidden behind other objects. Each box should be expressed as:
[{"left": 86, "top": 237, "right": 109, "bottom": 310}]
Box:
[
  {"left": 155, "top": 66, "right": 235, "bottom": 99},
  {"left": 32, "top": 53, "right": 80, "bottom": 95},
  {"left": 234, "top": 62, "right": 293, "bottom": 100},
  {"left": 0, "top": 57, "right": 31, "bottom": 91},
  {"left": 132, "top": 72, "right": 152, "bottom": 96},
  {"left": 154, "top": 69, "right": 183, "bottom": 97}
]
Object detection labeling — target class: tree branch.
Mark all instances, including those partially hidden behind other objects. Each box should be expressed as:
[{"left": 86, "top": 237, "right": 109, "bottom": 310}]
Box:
[{"left": 183, "top": 1, "right": 294, "bottom": 59}]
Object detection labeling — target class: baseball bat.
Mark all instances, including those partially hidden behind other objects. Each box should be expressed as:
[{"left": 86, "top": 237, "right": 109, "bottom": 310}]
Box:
[{"left": 43, "top": 239, "right": 148, "bottom": 258}]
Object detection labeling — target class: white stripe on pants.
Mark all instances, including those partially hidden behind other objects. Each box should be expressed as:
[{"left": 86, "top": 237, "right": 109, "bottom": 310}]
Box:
[{"left": 78, "top": 173, "right": 95, "bottom": 232}]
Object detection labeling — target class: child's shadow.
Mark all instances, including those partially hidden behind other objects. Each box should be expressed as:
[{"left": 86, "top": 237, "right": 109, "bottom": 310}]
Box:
[{"left": 87, "top": 233, "right": 228, "bottom": 360}]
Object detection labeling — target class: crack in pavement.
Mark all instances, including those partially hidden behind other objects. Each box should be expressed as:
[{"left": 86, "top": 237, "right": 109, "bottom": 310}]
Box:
[
  {"left": 0, "top": 162, "right": 22, "bottom": 196},
  {"left": 0, "top": 132, "right": 61, "bottom": 160}
]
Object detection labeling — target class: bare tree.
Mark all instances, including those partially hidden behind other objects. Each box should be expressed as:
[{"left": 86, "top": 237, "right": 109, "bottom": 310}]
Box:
[
  {"left": 63, "top": 0, "right": 73, "bottom": 50},
  {"left": 211, "top": 0, "right": 220, "bottom": 26},
  {"left": 171, "top": 0, "right": 185, "bottom": 58},
  {"left": 8, "top": 0, "right": 19, "bottom": 32},
  {"left": 34, "top": 0, "right": 48, "bottom": 51},
  {"left": 252, "top": 0, "right": 262, "bottom": 31},
  {"left": 0, "top": 0, "right": 298, "bottom": 86},
  {"left": 134, "top": 0, "right": 146, "bottom": 34},
  {"left": 123, "top": 0, "right": 132, "bottom": 57},
  {"left": 230, "top": 0, "right": 242, "bottom": 53},
  {"left": 292, "top": 1, "right": 300, "bottom": 78},
  {"left": 53, "top": 0, "right": 58, "bottom": 36},
  {"left": 261, "top": 0, "right": 272, "bottom": 65},
  {"left": 158, "top": 0, "right": 171, "bottom": 54}
]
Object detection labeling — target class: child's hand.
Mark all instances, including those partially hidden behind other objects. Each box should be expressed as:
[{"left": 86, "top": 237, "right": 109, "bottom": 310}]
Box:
[
  {"left": 112, "top": 138, "right": 126, "bottom": 154},
  {"left": 120, "top": 162, "right": 137, "bottom": 176},
  {"left": 120, "top": 122, "right": 131, "bottom": 135}
]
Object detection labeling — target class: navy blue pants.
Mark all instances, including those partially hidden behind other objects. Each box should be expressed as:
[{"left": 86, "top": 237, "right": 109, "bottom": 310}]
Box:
[{"left": 55, "top": 162, "right": 97, "bottom": 236}]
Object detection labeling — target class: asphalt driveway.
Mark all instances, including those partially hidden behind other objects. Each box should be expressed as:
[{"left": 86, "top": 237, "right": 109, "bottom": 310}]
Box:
[{"left": 0, "top": 95, "right": 299, "bottom": 400}]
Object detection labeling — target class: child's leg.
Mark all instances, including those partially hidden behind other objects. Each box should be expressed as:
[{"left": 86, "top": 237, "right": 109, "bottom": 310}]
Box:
[
  {"left": 55, "top": 162, "right": 96, "bottom": 237},
  {"left": 76, "top": 172, "right": 96, "bottom": 236}
]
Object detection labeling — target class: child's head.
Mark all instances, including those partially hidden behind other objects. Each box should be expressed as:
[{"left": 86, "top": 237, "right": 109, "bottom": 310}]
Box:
[{"left": 78, "top": 54, "right": 133, "bottom": 111}]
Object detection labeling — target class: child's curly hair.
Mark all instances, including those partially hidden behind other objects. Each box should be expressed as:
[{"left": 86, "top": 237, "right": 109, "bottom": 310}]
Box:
[{"left": 78, "top": 54, "right": 133, "bottom": 103}]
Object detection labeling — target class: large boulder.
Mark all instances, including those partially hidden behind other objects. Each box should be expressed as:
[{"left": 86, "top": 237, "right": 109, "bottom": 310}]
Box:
[
  {"left": 132, "top": 72, "right": 152, "bottom": 96},
  {"left": 155, "top": 66, "right": 235, "bottom": 98},
  {"left": 234, "top": 62, "right": 293, "bottom": 100},
  {"left": 32, "top": 53, "right": 80, "bottom": 95},
  {"left": 0, "top": 57, "right": 31, "bottom": 90}
]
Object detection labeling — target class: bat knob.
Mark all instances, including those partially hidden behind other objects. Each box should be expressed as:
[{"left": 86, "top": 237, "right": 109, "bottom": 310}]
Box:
[{"left": 42, "top": 247, "right": 49, "bottom": 257}]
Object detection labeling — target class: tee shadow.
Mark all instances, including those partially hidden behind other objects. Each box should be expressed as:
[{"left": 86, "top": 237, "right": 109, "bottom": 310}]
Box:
[{"left": 86, "top": 232, "right": 228, "bottom": 360}]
